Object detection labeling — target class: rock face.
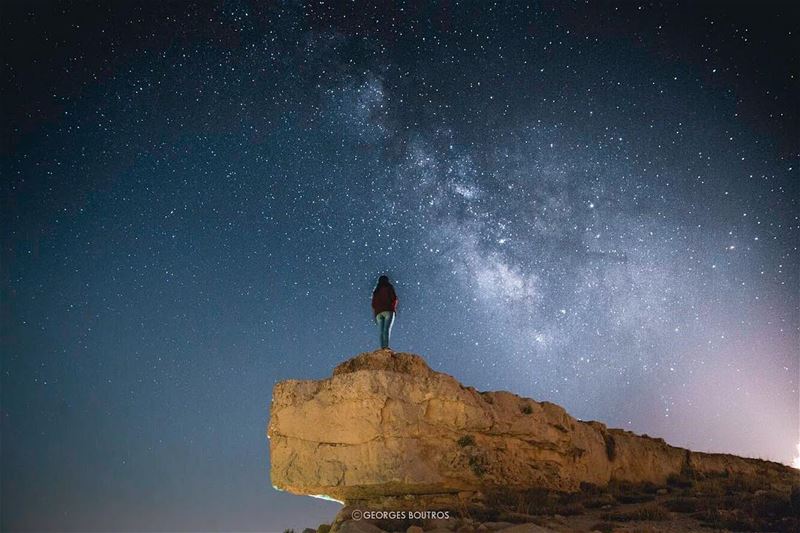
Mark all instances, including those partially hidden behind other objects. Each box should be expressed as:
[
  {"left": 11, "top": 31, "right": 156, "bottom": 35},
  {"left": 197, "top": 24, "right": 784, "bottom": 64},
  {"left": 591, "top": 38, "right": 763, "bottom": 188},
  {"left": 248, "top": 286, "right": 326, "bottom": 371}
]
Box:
[{"left": 267, "top": 350, "right": 795, "bottom": 507}]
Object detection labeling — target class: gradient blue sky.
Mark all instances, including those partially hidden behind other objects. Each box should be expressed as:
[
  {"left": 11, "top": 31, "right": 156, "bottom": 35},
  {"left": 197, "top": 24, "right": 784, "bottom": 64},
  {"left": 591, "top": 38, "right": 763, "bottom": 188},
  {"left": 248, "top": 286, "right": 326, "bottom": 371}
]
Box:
[{"left": 2, "top": 2, "right": 798, "bottom": 531}]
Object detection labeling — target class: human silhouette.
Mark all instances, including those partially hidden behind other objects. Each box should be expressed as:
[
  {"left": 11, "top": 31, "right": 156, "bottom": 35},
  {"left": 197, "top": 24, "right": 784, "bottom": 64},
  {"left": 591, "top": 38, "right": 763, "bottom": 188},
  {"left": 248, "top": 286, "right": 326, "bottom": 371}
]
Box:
[{"left": 371, "top": 275, "right": 398, "bottom": 349}]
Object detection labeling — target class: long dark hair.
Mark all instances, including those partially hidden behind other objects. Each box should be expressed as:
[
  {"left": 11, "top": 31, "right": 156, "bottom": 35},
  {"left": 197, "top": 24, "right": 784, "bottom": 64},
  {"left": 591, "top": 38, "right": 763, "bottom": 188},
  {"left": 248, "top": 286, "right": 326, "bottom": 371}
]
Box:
[{"left": 373, "top": 275, "right": 392, "bottom": 295}]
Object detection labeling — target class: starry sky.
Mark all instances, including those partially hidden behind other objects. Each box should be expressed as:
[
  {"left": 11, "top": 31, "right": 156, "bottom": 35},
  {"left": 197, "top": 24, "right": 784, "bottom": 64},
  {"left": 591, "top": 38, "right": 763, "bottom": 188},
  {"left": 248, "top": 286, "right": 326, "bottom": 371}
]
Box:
[{"left": 2, "top": 1, "right": 798, "bottom": 531}]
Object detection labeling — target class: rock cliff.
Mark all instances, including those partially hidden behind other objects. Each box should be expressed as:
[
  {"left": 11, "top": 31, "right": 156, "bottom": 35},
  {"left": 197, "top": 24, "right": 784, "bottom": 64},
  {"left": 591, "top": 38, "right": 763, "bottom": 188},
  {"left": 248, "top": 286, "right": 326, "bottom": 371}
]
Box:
[{"left": 267, "top": 350, "right": 797, "bottom": 532}]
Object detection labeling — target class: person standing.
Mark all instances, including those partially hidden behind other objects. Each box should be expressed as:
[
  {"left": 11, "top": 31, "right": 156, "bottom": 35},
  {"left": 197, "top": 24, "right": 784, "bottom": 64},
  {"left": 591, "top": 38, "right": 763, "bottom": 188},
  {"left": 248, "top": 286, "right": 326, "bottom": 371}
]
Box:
[{"left": 371, "top": 275, "right": 398, "bottom": 349}]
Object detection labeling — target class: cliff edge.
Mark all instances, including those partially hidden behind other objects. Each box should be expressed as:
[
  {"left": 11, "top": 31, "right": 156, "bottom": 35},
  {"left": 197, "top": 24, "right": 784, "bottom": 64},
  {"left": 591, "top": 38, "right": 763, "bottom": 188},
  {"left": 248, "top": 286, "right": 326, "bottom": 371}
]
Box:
[
  {"left": 267, "top": 350, "right": 798, "bottom": 531},
  {"left": 267, "top": 350, "right": 800, "bottom": 531}
]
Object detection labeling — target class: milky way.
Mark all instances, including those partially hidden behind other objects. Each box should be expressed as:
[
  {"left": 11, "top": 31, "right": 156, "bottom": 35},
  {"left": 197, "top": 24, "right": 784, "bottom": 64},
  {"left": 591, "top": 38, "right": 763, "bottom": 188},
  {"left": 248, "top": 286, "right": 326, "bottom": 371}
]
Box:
[{"left": 2, "top": 2, "right": 798, "bottom": 531}]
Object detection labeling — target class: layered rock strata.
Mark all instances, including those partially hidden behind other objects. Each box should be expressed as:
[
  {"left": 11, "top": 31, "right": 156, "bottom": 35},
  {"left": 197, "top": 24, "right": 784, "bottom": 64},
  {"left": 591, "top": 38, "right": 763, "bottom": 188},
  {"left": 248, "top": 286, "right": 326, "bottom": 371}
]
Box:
[{"left": 268, "top": 350, "right": 796, "bottom": 507}]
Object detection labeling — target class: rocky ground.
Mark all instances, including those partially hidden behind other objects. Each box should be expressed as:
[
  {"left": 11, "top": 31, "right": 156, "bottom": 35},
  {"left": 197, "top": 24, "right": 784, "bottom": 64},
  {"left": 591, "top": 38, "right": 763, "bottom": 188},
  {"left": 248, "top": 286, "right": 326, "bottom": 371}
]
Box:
[{"left": 287, "top": 472, "right": 799, "bottom": 533}]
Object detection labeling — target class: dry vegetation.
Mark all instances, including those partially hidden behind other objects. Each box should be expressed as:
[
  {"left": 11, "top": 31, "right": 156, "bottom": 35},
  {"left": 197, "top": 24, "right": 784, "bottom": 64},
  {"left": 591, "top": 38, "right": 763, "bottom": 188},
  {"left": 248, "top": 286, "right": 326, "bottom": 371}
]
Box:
[{"left": 472, "top": 469, "right": 799, "bottom": 532}]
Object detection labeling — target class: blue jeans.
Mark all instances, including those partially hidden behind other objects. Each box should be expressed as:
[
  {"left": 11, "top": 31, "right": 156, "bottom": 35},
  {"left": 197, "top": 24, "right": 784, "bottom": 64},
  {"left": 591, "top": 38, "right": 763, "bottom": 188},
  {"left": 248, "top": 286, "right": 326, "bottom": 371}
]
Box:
[{"left": 375, "top": 311, "right": 395, "bottom": 349}]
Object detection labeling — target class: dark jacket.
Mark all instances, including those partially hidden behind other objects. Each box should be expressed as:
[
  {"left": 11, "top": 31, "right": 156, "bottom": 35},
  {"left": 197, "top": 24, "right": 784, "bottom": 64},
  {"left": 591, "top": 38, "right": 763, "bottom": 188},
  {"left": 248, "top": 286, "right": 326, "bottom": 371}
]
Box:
[{"left": 372, "top": 284, "right": 398, "bottom": 317}]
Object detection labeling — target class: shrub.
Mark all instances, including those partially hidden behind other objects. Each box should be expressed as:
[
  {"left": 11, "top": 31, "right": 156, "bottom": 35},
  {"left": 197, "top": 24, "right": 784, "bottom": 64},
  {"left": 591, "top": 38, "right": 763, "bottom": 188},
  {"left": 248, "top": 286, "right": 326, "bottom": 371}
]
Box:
[
  {"left": 583, "top": 494, "right": 616, "bottom": 509},
  {"left": 601, "top": 504, "right": 669, "bottom": 521},
  {"left": 554, "top": 503, "right": 584, "bottom": 516},
  {"left": 578, "top": 482, "right": 604, "bottom": 495},
  {"left": 639, "top": 482, "right": 660, "bottom": 494},
  {"left": 469, "top": 455, "right": 487, "bottom": 476},
  {"left": 664, "top": 497, "right": 699, "bottom": 513},
  {"left": 457, "top": 435, "right": 475, "bottom": 447},
  {"left": 614, "top": 492, "right": 655, "bottom": 504},
  {"left": 667, "top": 473, "right": 694, "bottom": 489},
  {"left": 589, "top": 522, "right": 615, "bottom": 533}
]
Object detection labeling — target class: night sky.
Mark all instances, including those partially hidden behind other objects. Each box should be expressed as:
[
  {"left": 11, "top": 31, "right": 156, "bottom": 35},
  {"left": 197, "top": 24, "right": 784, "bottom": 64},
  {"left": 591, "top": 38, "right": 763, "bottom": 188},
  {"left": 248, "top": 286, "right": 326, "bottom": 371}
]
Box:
[{"left": 2, "top": 1, "right": 798, "bottom": 531}]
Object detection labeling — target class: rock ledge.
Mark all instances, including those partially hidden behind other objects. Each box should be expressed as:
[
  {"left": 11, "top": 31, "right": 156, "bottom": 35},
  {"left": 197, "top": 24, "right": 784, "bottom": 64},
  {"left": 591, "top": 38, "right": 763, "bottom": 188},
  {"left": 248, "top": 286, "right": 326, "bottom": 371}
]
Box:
[{"left": 268, "top": 349, "right": 796, "bottom": 510}]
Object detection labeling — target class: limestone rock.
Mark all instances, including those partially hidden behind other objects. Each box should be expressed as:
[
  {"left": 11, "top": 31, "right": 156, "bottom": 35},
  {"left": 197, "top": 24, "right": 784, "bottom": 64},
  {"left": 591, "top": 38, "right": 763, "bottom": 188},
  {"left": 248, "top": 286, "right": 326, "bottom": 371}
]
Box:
[
  {"left": 267, "top": 350, "right": 797, "bottom": 507},
  {"left": 498, "top": 526, "right": 556, "bottom": 533},
  {"left": 335, "top": 521, "right": 386, "bottom": 533},
  {"left": 478, "top": 523, "right": 513, "bottom": 531}
]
